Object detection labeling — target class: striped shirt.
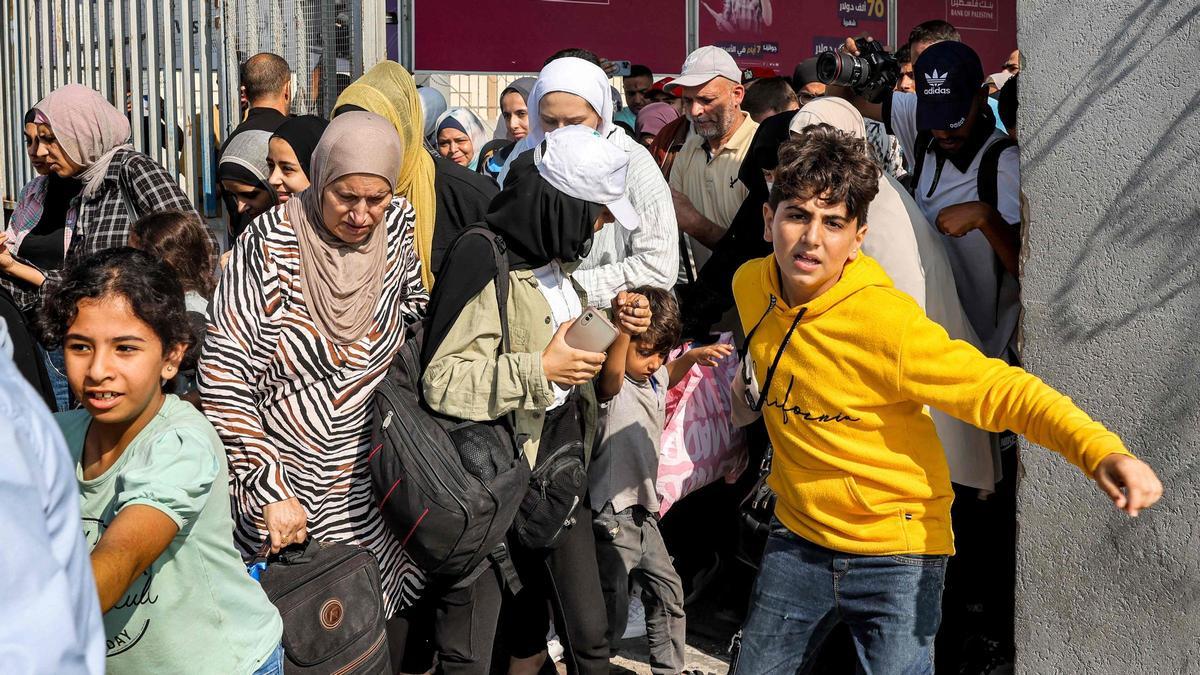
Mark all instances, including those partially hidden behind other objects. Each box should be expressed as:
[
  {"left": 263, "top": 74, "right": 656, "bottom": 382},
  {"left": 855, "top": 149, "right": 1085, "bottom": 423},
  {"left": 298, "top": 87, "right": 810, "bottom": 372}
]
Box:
[
  {"left": 573, "top": 129, "right": 680, "bottom": 306},
  {"left": 199, "top": 198, "right": 428, "bottom": 615}
]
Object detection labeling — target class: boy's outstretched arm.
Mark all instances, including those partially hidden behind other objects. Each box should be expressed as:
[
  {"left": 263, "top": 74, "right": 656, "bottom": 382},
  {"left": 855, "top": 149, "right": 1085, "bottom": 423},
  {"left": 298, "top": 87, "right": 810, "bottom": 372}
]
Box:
[
  {"left": 1093, "top": 454, "right": 1163, "bottom": 517},
  {"left": 898, "top": 314, "right": 1164, "bottom": 517}
]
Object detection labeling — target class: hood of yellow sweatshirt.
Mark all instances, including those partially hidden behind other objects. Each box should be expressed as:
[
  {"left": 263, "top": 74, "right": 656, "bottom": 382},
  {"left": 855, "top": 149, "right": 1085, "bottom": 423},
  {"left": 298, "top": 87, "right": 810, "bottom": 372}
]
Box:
[{"left": 758, "top": 253, "right": 895, "bottom": 319}]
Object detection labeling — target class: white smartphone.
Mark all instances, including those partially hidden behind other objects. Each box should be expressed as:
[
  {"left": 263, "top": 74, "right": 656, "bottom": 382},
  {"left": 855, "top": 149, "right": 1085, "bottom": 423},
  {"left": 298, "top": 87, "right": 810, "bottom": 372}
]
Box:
[
  {"left": 613, "top": 60, "right": 632, "bottom": 78},
  {"left": 565, "top": 308, "right": 619, "bottom": 353}
]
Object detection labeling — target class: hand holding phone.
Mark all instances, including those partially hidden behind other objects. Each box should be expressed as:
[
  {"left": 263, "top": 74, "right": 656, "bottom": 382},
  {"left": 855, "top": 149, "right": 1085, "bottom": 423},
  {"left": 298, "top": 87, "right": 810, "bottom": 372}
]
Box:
[
  {"left": 564, "top": 308, "right": 620, "bottom": 353},
  {"left": 543, "top": 320, "right": 608, "bottom": 386}
]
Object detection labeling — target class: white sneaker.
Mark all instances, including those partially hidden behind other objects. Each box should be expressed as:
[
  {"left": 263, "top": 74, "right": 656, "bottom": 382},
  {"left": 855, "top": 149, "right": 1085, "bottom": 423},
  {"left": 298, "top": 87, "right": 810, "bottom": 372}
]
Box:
[{"left": 621, "top": 596, "right": 647, "bottom": 639}]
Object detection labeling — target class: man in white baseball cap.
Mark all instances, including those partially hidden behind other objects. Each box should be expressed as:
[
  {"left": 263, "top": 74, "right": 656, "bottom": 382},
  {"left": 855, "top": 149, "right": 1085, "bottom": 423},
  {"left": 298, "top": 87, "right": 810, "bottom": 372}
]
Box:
[{"left": 664, "top": 46, "right": 760, "bottom": 277}]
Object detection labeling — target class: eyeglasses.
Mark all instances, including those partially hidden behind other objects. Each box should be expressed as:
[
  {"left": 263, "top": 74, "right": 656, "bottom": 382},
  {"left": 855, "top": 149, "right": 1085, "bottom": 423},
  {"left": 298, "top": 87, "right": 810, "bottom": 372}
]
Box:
[{"left": 797, "top": 91, "right": 824, "bottom": 106}]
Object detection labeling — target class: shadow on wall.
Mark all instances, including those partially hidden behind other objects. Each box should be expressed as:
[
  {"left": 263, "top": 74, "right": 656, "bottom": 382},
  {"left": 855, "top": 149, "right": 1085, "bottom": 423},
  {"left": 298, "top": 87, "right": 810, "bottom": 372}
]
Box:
[{"left": 1021, "top": 0, "right": 1200, "bottom": 447}]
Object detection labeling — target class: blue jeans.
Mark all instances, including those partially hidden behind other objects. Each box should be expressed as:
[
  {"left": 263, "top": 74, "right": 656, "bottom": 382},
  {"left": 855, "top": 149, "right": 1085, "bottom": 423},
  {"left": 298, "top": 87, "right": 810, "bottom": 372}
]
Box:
[
  {"left": 733, "top": 521, "right": 947, "bottom": 675},
  {"left": 40, "top": 345, "right": 70, "bottom": 412},
  {"left": 251, "top": 643, "right": 284, "bottom": 675}
]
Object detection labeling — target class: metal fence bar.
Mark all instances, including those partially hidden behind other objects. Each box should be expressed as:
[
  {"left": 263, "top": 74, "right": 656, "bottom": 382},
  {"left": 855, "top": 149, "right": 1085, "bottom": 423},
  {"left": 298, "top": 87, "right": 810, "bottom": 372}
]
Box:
[
  {"left": 81, "top": 0, "right": 94, "bottom": 90},
  {"left": 2, "top": 2, "right": 15, "bottom": 202},
  {"left": 143, "top": 0, "right": 162, "bottom": 164},
  {"left": 64, "top": 0, "right": 76, "bottom": 84},
  {"left": 198, "top": 0, "right": 217, "bottom": 215},
  {"left": 179, "top": 0, "right": 196, "bottom": 208},
  {"left": 52, "top": 0, "right": 65, "bottom": 86},
  {"left": 96, "top": 0, "right": 108, "bottom": 99},
  {"left": 128, "top": 0, "right": 143, "bottom": 152},
  {"left": 160, "top": 0, "right": 177, "bottom": 179},
  {"left": 112, "top": 0, "right": 126, "bottom": 128},
  {"left": 38, "top": 0, "right": 52, "bottom": 94}
]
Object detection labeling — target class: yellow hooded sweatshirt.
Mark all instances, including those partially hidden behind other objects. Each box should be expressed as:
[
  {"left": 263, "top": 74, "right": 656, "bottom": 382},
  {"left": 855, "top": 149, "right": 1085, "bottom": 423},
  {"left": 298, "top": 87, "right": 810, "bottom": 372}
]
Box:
[{"left": 733, "top": 254, "right": 1131, "bottom": 556}]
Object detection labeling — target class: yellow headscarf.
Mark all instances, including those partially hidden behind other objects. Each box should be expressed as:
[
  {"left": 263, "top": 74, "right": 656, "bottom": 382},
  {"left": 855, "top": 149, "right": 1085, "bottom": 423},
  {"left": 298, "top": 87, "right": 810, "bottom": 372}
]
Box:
[{"left": 334, "top": 61, "right": 437, "bottom": 289}]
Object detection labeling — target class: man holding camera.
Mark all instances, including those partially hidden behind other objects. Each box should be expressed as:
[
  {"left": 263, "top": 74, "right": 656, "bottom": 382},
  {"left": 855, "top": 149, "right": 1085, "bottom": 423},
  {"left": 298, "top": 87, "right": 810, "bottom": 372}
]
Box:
[{"left": 834, "top": 38, "right": 1020, "bottom": 363}]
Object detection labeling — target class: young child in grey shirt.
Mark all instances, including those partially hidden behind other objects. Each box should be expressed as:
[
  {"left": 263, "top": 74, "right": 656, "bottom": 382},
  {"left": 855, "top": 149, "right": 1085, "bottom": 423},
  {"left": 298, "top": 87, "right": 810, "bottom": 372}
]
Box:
[{"left": 590, "top": 286, "right": 732, "bottom": 674}]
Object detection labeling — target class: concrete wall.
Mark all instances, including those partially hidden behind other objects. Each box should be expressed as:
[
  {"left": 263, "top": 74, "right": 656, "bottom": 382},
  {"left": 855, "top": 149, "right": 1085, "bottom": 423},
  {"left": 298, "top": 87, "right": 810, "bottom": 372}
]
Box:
[{"left": 1015, "top": 0, "right": 1200, "bottom": 671}]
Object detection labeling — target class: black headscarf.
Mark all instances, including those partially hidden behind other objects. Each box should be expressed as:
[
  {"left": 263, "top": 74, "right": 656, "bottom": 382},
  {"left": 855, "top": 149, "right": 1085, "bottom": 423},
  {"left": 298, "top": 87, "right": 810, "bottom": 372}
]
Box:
[
  {"left": 680, "top": 109, "right": 798, "bottom": 338},
  {"left": 421, "top": 150, "right": 602, "bottom": 366},
  {"left": 739, "top": 109, "right": 800, "bottom": 199},
  {"left": 271, "top": 115, "right": 328, "bottom": 177}
]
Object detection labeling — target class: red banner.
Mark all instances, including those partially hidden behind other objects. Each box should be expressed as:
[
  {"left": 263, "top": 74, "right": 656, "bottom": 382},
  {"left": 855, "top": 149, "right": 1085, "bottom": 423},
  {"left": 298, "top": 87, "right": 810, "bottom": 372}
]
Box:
[
  {"left": 697, "top": 0, "right": 1015, "bottom": 82},
  {"left": 898, "top": 0, "right": 1017, "bottom": 77},
  {"left": 412, "top": 0, "right": 688, "bottom": 74}
]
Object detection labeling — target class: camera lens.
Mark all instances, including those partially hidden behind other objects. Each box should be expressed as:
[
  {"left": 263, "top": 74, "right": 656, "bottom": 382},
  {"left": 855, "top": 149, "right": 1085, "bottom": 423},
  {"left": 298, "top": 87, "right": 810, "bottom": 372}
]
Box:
[{"left": 816, "top": 51, "right": 867, "bottom": 88}]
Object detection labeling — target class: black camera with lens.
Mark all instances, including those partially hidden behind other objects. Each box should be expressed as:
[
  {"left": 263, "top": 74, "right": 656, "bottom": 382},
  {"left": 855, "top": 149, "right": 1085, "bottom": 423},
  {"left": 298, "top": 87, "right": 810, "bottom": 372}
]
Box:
[{"left": 815, "top": 38, "right": 899, "bottom": 104}]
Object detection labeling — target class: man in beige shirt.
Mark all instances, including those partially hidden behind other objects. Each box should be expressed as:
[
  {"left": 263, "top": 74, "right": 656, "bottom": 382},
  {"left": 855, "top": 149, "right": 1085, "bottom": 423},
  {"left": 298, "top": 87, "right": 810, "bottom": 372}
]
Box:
[{"left": 666, "top": 46, "right": 760, "bottom": 277}]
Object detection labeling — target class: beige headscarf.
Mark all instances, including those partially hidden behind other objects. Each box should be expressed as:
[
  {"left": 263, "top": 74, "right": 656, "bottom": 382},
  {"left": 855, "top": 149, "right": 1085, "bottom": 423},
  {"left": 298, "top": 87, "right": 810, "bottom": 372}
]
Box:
[
  {"left": 33, "top": 84, "right": 133, "bottom": 198},
  {"left": 334, "top": 62, "right": 437, "bottom": 290},
  {"left": 287, "top": 111, "right": 403, "bottom": 344}
]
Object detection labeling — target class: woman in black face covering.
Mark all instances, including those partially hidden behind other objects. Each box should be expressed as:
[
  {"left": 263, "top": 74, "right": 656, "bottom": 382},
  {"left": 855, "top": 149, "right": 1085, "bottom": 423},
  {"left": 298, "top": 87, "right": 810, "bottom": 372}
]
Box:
[{"left": 418, "top": 126, "right": 645, "bottom": 675}]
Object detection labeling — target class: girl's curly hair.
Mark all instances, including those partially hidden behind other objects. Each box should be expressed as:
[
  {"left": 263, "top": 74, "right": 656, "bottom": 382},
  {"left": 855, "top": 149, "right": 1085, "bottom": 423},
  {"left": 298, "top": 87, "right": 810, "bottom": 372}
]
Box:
[{"left": 39, "top": 247, "right": 194, "bottom": 355}]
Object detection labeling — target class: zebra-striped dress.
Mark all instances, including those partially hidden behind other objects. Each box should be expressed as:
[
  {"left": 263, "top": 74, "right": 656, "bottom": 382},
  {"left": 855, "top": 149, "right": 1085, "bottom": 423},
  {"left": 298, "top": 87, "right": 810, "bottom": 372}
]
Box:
[{"left": 199, "top": 197, "right": 428, "bottom": 615}]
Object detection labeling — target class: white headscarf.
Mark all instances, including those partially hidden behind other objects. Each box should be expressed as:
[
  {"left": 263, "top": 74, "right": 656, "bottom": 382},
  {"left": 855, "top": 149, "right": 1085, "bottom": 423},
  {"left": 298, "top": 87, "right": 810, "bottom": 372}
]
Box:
[
  {"left": 526, "top": 57, "right": 615, "bottom": 148},
  {"left": 433, "top": 107, "right": 491, "bottom": 170},
  {"left": 498, "top": 57, "right": 616, "bottom": 186}
]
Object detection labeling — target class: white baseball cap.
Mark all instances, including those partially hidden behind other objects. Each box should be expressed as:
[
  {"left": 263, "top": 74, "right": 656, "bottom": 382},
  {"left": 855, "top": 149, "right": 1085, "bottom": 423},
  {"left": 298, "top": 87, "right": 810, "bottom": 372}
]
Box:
[
  {"left": 535, "top": 125, "right": 640, "bottom": 230},
  {"left": 665, "top": 46, "right": 742, "bottom": 94}
]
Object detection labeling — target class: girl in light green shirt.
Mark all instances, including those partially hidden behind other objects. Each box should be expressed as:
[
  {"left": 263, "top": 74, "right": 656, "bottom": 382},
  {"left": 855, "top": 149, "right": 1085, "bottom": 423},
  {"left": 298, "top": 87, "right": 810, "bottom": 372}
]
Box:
[{"left": 44, "top": 247, "right": 283, "bottom": 674}]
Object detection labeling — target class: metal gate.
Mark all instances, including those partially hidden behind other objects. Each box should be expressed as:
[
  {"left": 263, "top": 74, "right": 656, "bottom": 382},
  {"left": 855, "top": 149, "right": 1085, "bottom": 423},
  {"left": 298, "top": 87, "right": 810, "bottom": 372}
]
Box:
[
  {"left": 0, "top": 0, "right": 228, "bottom": 214},
  {"left": 0, "top": 0, "right": 387, "bottom": 216}
]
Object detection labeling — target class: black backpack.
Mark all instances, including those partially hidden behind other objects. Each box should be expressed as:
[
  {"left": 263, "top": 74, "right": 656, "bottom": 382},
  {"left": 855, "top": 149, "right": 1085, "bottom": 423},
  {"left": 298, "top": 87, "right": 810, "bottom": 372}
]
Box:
[
  {"left": 908, "top": 130, "right": 1017, "bottom": 213},
  {"left": 370, "top": 227, "right": 529, "bottom": 588}
]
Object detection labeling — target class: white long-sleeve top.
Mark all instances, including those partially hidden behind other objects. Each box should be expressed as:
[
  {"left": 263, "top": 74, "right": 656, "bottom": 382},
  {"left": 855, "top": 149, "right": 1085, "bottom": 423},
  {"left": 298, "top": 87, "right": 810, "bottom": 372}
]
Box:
[{"left": 501, "top": 129, "right": 680, "bottom": 306}]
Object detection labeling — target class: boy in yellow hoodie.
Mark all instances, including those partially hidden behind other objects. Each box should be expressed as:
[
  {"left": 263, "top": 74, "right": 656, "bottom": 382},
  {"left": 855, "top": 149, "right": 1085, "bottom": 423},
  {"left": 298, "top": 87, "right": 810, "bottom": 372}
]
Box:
[{"left": 729, "top": 125, "right": 1162, "bottom": 674}]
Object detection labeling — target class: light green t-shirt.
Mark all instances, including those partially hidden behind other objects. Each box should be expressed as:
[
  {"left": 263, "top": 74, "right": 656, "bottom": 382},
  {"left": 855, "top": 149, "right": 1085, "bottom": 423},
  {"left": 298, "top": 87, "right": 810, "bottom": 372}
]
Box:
[{"left": 58, "top": 395, "right": 283, "bottom": 674}]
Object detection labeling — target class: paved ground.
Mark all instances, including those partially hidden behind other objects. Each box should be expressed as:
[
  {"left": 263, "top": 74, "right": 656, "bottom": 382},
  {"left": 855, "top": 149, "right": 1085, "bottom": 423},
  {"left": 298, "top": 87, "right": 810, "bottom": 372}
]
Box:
[{"left": 609, "top": 636, "right": 731, "bottom": 674}]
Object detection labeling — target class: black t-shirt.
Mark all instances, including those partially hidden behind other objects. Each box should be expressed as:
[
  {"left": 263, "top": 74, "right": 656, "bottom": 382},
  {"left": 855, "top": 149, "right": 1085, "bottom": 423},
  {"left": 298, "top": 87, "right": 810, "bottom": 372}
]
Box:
[{"left": 18, "top": 174, "right": 81, "bottom": 271}]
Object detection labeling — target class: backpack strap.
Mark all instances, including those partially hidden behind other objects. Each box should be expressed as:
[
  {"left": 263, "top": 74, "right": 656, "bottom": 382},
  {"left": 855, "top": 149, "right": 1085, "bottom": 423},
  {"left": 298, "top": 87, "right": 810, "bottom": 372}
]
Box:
[
  {"left": 907, "top": 130, "right": 934, "bottom": 197},
  {"left": 976, "top": 137, "right": 1017, "bottom": 214},
  {"left": 457, "top": 227, "right": 528, "bottom": 595}
]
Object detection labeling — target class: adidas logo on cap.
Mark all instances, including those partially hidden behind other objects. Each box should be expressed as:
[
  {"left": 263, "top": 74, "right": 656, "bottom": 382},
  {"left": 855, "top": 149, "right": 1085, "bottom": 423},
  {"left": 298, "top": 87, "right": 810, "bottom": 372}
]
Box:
[{"left": 925, "top": 69, "right": 948, "bottom": 86}]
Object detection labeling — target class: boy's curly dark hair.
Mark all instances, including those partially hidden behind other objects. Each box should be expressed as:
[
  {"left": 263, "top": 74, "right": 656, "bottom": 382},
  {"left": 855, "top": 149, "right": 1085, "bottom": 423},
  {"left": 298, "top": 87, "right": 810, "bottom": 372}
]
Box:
[
  {"left": 629, "top": 286, "right": 681, "bottom": 356},
  {"left": 130, "top": 210, "right": 217, "bottom": 297},
  {"left": 770, "top": 124, "right": 880, "bottom": 226},
  {"left": 39, "top": 247, "right": 195, "bottom": 356}
]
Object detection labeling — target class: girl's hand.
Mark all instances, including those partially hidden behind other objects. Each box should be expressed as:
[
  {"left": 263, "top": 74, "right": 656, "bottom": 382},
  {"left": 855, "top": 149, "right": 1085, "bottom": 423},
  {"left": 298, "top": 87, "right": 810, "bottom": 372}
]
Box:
[
  {"left": 610, "top": 291, "right": 651, "bottom": 336},
  {"left": 687, "top": 341, "right": 733, "bottom": 367},
  {"left": 542, "top": 320, "right": 607, "bottom": 386}
]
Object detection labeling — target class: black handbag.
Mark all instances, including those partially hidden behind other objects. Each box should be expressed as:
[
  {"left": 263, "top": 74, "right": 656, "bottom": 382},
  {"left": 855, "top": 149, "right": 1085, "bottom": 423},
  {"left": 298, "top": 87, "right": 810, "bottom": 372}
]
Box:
[
  {"left": 511, "top": 392, "right": 589, "bottom": 550},
  {"left": 256, "top": 540, "right": 390, "bottom": 674}
]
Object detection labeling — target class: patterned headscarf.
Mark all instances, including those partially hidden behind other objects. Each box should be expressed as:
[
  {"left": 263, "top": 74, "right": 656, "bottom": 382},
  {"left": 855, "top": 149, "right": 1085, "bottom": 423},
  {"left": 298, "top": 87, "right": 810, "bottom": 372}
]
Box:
[{"left": 33, "top": 84, "right": 132, "bottom": 198}]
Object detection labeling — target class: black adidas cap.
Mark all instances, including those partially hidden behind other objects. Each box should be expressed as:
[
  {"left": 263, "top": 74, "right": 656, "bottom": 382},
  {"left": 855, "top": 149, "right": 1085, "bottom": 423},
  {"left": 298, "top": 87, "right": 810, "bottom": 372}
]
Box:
[{"left": 914, "top": 41, "right": 985, "bottom": 131}]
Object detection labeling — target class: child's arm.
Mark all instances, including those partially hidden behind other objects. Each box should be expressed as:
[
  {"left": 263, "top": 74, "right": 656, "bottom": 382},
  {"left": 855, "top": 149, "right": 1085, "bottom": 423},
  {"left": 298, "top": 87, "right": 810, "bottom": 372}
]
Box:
[
  {"left": 667, "top": 341, "right": 734, "bottom": 388},
  {"left": 597, "top": 332, "right": 630, "bottom": 402},
  {"left": 90, "top": 505, "right": 178, "bottom": 612},
  {"left": 898, "top": 314, "right": 1163, "bottom": 516},
  {"left": 596, "top": 291, "right": 652, "bottom": 402}
]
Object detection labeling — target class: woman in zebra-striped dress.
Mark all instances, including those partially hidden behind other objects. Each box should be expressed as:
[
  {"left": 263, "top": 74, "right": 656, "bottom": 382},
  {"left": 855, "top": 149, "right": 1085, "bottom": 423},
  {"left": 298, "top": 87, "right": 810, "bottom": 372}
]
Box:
[{"left": 199, "top": 112, "right": 428, "bottom": 616}]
